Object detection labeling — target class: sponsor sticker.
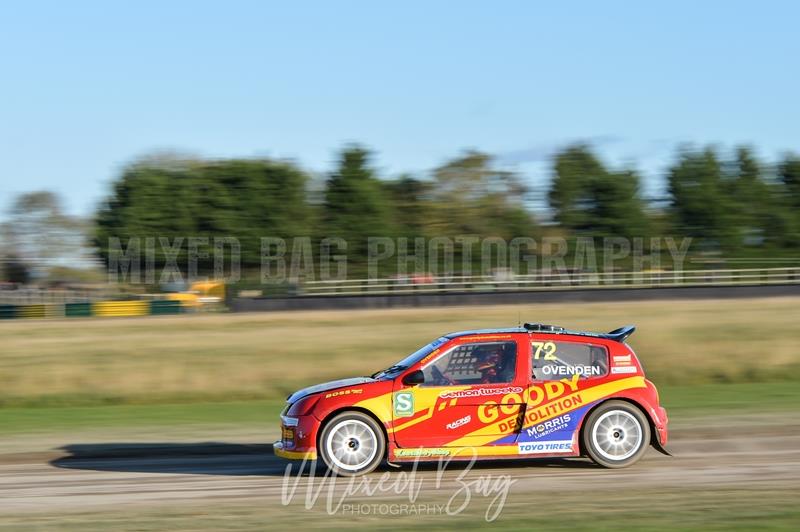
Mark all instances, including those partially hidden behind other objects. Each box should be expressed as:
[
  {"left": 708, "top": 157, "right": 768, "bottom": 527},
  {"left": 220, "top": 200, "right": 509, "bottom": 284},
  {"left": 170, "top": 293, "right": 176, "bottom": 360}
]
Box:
[
  {"left": 541, "top": 365, "right": 602, "bottom": 376},
  {"left": 446, "top": 415, "right": 472, "bottom": 430},
  {"left": 419, "top": 349, "right": 440, "bottom": 366},
  {"left": 393, "top": 392, "right": 415, "bottom": 417},
  {"left": 325, "top": 388, "right": 363, "bottom": 399},
  {"left": 611, "top": 366, "right": 637, "bottom": 374},
  {"left": 395, "top": 448, "right": 451, "bottom": 457},
  {"left": 460, "top": 335, "right": 513, "bottom": 341},
  {"left": 613, "top": 355, "right": 632, "bottom": 364},
  {"left": 440, "top": 386, "right": 523, "bottom": 400},
  {"left": 525, "top": 413, "right": 572, "bottom": 440},
  {"left": 517, "top": 441, "right": 573, "bottom": 454}
]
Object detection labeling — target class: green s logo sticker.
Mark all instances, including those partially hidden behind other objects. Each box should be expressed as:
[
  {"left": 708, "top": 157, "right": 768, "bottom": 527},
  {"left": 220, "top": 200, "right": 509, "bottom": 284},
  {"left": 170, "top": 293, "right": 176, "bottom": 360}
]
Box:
[{"left": 394, "top": 392, "right": 415, "bottom": 417}]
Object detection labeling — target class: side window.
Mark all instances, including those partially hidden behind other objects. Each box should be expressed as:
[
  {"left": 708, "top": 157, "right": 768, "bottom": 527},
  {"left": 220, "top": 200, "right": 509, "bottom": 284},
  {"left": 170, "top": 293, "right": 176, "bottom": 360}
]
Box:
[
  {"left": 422, "top": 342, "right": 517, "bottom": 386},
  {"left": 531, "top": 341, "right": 608, "bottom": 381}
]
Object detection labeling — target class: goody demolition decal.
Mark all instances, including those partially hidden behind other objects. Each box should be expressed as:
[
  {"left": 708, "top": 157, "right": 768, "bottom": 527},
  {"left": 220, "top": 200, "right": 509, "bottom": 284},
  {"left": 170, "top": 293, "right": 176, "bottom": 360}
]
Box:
[{"left": 443, "top": 376, "right": 646, "bottom": 448}]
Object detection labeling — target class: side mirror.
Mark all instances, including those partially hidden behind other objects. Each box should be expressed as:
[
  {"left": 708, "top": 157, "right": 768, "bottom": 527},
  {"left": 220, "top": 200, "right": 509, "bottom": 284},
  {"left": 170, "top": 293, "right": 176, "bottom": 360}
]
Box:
[{"left": 402, "top": 370, "right": 424, "bottom": 386}]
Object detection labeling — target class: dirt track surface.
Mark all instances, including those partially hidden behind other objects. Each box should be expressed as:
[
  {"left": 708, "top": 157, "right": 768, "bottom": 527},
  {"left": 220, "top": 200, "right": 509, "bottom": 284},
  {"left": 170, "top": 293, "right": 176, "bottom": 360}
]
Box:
[{"left": 1, "top": 417, "right": 799, "bottom": 517}]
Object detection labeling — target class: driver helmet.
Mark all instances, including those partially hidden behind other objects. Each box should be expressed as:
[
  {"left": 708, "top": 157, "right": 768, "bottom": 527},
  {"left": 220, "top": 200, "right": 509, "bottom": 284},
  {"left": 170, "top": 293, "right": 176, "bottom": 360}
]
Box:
[{"left": 475, "top": 346, "right": 503, "bottom": 383}]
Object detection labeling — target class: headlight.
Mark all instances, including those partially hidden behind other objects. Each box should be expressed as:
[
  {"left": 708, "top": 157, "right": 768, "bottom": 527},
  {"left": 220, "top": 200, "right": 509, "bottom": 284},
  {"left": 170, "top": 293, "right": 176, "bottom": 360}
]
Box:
[
  {"left": 286, "top": 395, "right": 320, "bottom": 416},
  {"left": 281, "top": 415, "right": 299, "bottom": 427}
]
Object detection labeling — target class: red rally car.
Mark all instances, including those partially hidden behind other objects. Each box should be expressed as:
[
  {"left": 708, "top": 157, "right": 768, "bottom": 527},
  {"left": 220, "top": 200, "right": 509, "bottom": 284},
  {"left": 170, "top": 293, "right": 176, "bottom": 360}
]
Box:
[{"left": 274, "top": 323, "right": 669, "bottom": 476}]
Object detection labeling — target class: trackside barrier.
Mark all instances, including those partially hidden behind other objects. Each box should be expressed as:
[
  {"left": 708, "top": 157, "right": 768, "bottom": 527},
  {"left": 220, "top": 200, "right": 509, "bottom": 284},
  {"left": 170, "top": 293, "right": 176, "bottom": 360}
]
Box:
[
  {"left": 91, "top": 300, "right": 149, "bottom": 317},
  {"left": 16, "top": 304, "right": 62, "bottom": 319},
  {"left": 0, "top": 300, "right": 186, "bottom": 320},
  {"left": 149, "top": 300, "right": 184, "bottom": 315},
  {"left": 65, "top": 302, "right": 92, "bottom": 317},
  {"left": 301, "top": 267, "right": 800, "bottom": 296}
]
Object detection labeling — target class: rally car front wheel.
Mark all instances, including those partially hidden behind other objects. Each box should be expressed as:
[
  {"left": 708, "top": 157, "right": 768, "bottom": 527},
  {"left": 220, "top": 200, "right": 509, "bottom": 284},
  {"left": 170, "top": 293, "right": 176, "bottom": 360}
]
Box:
[
  {"left": 583, "top": 401, "right": 650, "bottom": 468},
  {"left": 319, "top": 411, "right": 385, "bottom": 476}
]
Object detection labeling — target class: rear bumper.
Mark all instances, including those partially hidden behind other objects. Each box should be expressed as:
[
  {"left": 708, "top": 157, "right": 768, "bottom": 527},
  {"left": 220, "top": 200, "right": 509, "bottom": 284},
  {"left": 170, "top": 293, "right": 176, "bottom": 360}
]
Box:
[{"left": 273, "top": 441, "right": 317, "bottom": 460}]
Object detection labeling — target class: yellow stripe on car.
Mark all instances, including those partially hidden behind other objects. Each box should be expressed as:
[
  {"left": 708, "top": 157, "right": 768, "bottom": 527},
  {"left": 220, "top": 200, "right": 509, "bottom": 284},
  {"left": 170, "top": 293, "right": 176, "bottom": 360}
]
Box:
[{"left": 274, "top": 446, "right": 317, "bottom": 460}]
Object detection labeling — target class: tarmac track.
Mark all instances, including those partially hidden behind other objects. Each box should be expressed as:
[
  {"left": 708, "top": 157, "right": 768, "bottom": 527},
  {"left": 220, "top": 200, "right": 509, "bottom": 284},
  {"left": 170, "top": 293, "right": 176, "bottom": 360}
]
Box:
[{"left": 1, "top": 418, "right": 799, "bottom": 515}]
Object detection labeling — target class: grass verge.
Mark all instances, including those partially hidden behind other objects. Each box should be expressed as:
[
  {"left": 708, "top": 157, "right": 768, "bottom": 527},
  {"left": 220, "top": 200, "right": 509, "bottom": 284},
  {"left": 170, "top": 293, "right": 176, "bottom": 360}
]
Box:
[
  {"left": 0, "top": 400, "right": 285, "bottom": 435},
  {"left": 1, "top": 297, "right": 799, "bottom": 407},
  {"left": 1, "top": 382, "right": 798, "bottom": 436}
]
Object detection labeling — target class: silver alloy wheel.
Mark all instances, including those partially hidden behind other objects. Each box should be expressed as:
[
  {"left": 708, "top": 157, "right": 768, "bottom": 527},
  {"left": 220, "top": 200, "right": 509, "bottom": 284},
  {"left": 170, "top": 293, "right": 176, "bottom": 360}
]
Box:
[
  {"left": 324, "top": 419, "right": 378, "bottom": 472},
  {"left": 591, "top": 410, "right": 643, "bottom": 461}
]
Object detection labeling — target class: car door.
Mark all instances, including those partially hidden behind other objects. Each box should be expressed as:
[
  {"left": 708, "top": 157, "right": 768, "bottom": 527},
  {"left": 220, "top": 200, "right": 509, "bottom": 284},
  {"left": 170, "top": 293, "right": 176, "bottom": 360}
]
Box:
[
  {"left": 514, "top": 336, "right": 611, "bottom": 454},
  {"left": 392, "top": 336, "right": 527, "bottom": 449}
]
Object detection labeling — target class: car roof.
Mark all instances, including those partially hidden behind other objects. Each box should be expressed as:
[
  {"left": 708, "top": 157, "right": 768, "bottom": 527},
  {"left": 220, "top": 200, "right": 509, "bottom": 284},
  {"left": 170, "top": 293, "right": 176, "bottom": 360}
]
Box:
[
  {"left": 445, "top": 324, "right": 635, "bottom": 344},
  {"left": 445, "top": 327, "right": 527, "bottom": 338}
]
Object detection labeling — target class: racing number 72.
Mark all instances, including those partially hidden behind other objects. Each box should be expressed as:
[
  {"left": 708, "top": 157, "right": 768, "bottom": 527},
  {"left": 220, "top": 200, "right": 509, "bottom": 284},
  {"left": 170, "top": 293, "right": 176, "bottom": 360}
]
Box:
[{"left": 531, "top": 341, "right": 557, "bottom": 360}]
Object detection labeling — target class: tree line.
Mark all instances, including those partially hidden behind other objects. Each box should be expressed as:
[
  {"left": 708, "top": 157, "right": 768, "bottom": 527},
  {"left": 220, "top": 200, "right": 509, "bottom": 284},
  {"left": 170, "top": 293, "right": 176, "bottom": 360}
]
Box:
[{"left": 2, "top": 143, "right": 800, "bottom": 284}]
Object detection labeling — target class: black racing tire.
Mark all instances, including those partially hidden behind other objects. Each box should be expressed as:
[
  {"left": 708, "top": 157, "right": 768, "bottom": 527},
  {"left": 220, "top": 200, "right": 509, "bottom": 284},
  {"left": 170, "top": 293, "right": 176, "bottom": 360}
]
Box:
[
  {"left": 582, "top": 400, "right": 650, "bottom": 468},
  {"left": 318, "top": 411, "right": 385, "bottom": 476}
]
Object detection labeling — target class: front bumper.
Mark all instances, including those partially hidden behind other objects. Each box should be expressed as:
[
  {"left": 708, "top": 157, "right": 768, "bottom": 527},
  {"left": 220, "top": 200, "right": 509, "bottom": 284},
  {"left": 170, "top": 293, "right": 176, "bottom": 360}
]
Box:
[
  {"left": 273, "top": 441, "right": 317, "bottom": 460},
  {"left": 655, "top": 406, "right": 669, "bottom": 446},
  {"left": 274, "top": 414, "right": 320, "bottom": 460}
]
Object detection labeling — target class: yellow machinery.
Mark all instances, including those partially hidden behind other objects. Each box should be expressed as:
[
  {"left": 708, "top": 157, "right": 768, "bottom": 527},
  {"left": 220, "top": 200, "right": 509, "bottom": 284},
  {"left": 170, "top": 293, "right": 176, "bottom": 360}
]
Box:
[{"left": 166, "top": 281, "right": 225, "bottom": 308}]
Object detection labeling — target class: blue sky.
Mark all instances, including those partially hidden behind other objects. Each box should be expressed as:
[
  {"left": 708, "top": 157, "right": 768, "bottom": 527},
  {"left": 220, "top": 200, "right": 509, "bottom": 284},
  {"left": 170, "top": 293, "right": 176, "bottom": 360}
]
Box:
[{"left": 1, "top": 1, "right": 798, "bottom": 219}]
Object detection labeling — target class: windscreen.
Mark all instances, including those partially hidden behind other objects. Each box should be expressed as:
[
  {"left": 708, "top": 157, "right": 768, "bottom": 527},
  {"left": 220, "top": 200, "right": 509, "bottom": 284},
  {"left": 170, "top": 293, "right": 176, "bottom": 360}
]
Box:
[{"left": 392, "top": 336, "right": 449, "bottom": 368}]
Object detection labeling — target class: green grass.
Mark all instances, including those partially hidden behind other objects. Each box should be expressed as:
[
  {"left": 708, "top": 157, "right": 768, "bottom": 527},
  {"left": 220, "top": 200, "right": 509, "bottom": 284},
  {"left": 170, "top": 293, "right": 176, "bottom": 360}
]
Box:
[
  {"left": 1, "top": 297, "right": 799, "bottom": 407},
  {"left": 0, "top": 382, "right": 797, "bottom": 437},
  {"left": 659, "top": 381, "right": 800, "bottom": 417},
  {"left": 0, "top": 400, "right": 285, "bottom": 435}
]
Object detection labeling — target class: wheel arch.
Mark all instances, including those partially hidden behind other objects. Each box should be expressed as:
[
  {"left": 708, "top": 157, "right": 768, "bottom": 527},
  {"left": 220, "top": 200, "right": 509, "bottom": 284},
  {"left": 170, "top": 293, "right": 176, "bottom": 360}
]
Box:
[
  {"left": 316, "top": 406, "right": 390, "bottom": 459},
  {"left": 577, "top": 397, "right": 659, "bottom": 455}
]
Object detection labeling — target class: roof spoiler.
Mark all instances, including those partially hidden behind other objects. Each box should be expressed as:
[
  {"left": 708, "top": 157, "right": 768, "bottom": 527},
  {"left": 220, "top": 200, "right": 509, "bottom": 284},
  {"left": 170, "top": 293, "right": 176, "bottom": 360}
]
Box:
[{"left": 604, "top": 325, "right": 636, "bottom": 343}]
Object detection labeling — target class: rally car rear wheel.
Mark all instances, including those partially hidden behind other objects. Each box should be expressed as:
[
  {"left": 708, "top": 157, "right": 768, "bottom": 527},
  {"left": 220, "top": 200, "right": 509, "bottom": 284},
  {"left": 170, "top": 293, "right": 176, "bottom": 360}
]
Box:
[
  {"left": 319, "top": 411, "right": 385, "bottom": 476},
  {"left": 583, "top": 401, "right": 650, "bottom": 468}
]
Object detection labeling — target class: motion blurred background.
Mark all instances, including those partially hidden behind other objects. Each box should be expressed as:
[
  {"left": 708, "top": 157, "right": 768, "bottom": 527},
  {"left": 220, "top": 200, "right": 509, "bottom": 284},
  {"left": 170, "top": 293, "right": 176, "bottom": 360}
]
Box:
[{"left": 1, "top": 1, "right": 799, "bottom": 530}]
